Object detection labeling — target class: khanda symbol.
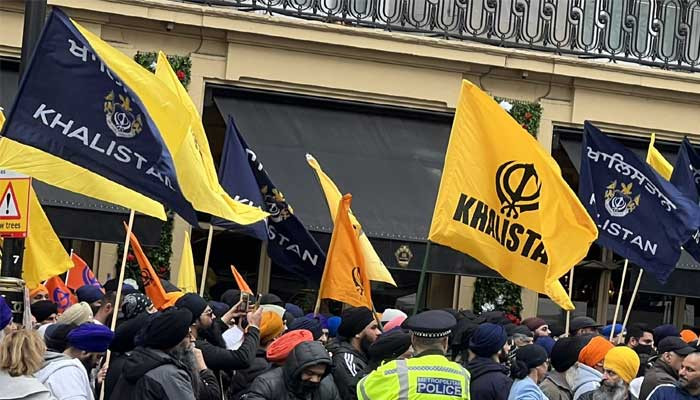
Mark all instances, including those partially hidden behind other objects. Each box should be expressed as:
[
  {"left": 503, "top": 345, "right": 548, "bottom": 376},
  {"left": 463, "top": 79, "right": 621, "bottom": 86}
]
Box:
[
  {"left": 53, "top": 288, "right": 72, "bottom": 311},
  {"left": 352, "top": 266, "right": 364, "bottom": 296},
  {"left": 496, "top": 161, "right": 541, "bottom": 219}
]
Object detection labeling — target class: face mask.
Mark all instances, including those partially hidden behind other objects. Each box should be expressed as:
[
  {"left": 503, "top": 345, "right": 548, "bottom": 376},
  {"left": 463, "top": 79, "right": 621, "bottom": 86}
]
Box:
[
  {"left": 635, "top": 344, "right": 653, "bottom": 355},
  {"left": 299, "top": 380, "right": 321, "bottom": 394}
]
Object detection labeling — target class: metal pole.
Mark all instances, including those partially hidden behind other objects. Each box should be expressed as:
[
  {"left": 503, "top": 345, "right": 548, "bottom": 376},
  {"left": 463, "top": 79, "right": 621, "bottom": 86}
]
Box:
[
  {"left": 413, "top": 241, "right": 431, "bottom": 315},
  {"left": 564, "top": 266, "right": 575, "bottom": 336}
]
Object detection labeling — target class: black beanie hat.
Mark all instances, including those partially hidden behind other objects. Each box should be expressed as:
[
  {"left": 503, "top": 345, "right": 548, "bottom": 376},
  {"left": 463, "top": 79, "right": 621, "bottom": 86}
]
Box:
[
  {"left": 220, "top": 289, "right": 241, "bottom": 308},
  {"left": 45, "top": 323, "right": 78, "bottom": 353},
  {"left": 175, "top": 293, "right": 208, "bottom": 324},
  {"left": 260, "top": 293, "right": 284, "bottom": 306},
  {"left": 511, "top": 344, "right": 548, "bottom": 379},
  {"left": 550, "top": 336, "right": 587, "bottom": 372},
  {"left": 31, "top": 300, "right": 58, "bottom": 323},
  {"left": 143, "top": 308, "right": 193, "bottom": 350},
  {"left": 338, "top": 306, "right": 374, "bottom": 338}
]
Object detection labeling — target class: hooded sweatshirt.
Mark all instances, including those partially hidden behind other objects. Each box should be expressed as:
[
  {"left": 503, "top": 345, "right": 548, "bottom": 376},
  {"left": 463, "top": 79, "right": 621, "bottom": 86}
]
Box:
[
  {"left": 243, "top": 341, "right": 338, "bottom": 400},
  {"left": 0, "top": 370, "right": 55, "bottom": 400},
  {"left": 467, "top": 356, "right": 513, "bottom": 400},
  {"left": 35, "top": 351, "right": 94, "bottom": 400},
  {"left": 572, "top": 363, "right": 602, "bottom": 400}
]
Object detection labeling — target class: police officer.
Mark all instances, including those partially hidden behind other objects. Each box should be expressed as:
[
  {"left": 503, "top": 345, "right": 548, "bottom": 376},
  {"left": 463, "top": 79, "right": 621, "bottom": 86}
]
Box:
[{"left": 357, "top": 310, "right": 471, "bottom": 399}]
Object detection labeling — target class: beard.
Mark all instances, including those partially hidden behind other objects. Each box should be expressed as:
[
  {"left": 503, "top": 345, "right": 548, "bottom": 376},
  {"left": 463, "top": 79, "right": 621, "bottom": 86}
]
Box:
[
  {"left": 360, "top": 335, "right": 374, "bottom": 355},
  {"left": 589, "top": 379, "right": 628, "bottom": 400},
  {"left": 168, "top": 342, "right": 200, "bottom": 394}
]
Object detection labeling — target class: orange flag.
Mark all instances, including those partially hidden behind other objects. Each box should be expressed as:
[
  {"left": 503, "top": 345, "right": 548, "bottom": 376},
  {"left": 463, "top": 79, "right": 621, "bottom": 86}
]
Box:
[
  {"left": 230, "top": 265, "right": 253, "bottom": 294},
  {"left": 317, "top": 194, "right": 372, "bottom": 309},
  {"left": 125, "top": 223, "right": 171, "bottom": 310},
  {"left": 46, "top": 276, "right": 76, "bottom": 313},
  {"left": 66, "top": 253, "right": 104, "bottom": 292}
]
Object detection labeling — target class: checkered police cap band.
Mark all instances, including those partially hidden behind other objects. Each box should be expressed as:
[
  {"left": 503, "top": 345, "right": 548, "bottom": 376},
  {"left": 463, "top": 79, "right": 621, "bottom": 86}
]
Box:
[{"left": 411, "top": 329, "right": 452, "bottom": 338}]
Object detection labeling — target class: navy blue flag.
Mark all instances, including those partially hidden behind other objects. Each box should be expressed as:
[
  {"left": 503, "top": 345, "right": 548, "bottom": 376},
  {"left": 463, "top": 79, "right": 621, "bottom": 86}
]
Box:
[
  {"left": 670, "top": 138, "right": 700, "bottom": 262},
  {"left": 579, "top": 122, "right": 700, "bottom": 283},
  {"left": 0, "top": 9, "right": 198, "bottom": 224},
  {"left": 212, "top": 116, "right": 325, "bottom": 281}
]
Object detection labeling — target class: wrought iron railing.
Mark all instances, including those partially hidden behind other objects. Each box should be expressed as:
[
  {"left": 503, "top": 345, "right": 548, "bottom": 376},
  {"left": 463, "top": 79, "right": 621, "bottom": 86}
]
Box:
[{"left": 189, "top": 0, "right": 700, "bottom": 72}]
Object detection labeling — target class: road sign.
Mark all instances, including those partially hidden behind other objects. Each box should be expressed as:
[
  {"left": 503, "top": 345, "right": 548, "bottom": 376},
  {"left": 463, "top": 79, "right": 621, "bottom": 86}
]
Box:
[{"left": 0, "top": 170, "right": 31, "bottom": 238}]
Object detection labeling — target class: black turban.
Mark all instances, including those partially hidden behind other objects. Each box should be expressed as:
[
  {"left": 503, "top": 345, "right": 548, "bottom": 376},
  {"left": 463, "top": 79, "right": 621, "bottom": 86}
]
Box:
[
  {"left": 45, "top": 323, "right": 77, "bottom": 353},
  {"left": 175, "top": 293, "right": 207, "bottom": 323},
  {"left": 289, "top": 317, "right": 323, "bottom": 340},
  {"left": 143, "top": 308, "right": 193, "bottom": 350},
  {"left": 550, "top": 336, "right": 587, "bottom": 372},
  {"left": 31, "top": 300, "right": 58, "bottom": 323},
  {"left": 368, "top": 328, "right": 411, "bottom": 364},
  {"left": 338, "top": 307, "right": 374, "bottom": 338}
]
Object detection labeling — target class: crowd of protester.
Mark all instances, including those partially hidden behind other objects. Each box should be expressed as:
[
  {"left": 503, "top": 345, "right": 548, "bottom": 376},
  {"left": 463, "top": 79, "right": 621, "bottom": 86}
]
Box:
[{"left": 0, "top": 281, "right": 699, "bottom": 400}]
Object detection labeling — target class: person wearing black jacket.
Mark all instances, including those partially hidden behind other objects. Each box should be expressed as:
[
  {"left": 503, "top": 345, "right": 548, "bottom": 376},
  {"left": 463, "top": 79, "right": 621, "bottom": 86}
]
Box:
[
  {"left": 243, "top": 341, "right": 339, "bottom": 400},
  {"left": 639, "top": 337, "right": 696, "bottom": 400},
  {"left": 331, "top": 307, "right": 381, "bottom": 400},
  {"left": 110, "top": 308, "right": 199, "bottom": 400},
  {"left": 467, "top": 323, "right": 513, "bottom": 400},
  {"left": 175, "top": 292, "right": 263, "bottom": 396}
]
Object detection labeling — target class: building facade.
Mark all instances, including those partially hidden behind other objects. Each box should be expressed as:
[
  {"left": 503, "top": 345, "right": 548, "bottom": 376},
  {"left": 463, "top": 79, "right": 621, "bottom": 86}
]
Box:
[{"left": 1, "top": 0, "right": 699, "bottom": 327}]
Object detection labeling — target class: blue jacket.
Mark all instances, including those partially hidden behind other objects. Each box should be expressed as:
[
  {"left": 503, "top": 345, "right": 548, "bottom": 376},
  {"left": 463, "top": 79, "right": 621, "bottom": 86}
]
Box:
[
  {"left": 467, "top": 357, "right": 512, "bottom": 400},
  {"left": 648, "top": 385, "right": 700, "bottom": 400},
  {"left": 508, "top": 377, "right": 547, "bottom": 400},
  {"left": 573, "top": 364, "right": 602, "bottom": 400}
]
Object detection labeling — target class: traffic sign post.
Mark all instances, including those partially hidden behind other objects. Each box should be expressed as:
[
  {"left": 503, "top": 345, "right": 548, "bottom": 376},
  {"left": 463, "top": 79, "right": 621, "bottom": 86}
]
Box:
[{"left": 0, "top": 170, "right": 31, "bottom": 279}]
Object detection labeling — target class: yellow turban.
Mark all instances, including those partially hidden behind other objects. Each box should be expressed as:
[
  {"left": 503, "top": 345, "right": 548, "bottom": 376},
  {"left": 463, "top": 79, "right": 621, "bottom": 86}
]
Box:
[
  {"left": 604, "top": 346, "right": 640, "bottom": 384},
  {"left": 259, "top": 311, "right": 284, "bottom": 345}
]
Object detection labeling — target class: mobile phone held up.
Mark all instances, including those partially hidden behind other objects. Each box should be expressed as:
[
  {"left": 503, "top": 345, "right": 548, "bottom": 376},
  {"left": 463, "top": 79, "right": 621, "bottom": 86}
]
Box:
[{"left": 238, "top": 292, "right": 250, "bottom": 312}]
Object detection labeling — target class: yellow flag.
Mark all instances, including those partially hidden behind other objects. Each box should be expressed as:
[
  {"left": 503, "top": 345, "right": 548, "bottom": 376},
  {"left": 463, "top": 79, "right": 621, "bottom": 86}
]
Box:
[
  {"left": 428, "top": 80, "right": 598, "bottom": 310},
  {"left": 153, "top": 52, "right": 267, "bottom": 225},
  {"left": 318, "top": 194, "right": 373, "bottom": 309},
  {"left": 23, "top": 188, "right": 74, "bottom": 288},
  {"left": 646, "top": 133, "right": 673, "bottom": 180},
  {"left": 177, "top": 230, "right": 197, "bottom": 293},
  {"left": 0, "top": 110, "right": 4, "bottom": 127},
  {"left": 306, "top": 154, "right": 396, "bottom": 286}
]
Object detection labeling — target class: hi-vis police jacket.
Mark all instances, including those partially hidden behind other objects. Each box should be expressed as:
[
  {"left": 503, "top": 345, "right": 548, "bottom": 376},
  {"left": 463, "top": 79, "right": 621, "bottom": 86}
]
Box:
[{"left": 356, "top": 351, "right": 471, "bottom": 400}]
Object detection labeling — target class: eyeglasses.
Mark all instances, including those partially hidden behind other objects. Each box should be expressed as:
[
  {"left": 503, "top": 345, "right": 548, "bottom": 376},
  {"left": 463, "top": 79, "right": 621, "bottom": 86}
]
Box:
[{"left": 203, "top": 309, "right": 214, "bottom": 317}]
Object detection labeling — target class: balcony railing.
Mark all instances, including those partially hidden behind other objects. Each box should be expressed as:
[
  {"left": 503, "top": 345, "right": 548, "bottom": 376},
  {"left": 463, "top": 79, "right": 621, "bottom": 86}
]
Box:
[{"left": 189, "top": 0, "right": 700, "bottom": 72}]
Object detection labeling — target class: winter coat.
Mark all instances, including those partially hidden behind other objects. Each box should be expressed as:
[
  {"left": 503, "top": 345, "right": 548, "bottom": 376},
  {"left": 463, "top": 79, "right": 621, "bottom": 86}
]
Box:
[
  {"left": 198, "top": 369, "right": 222, "bottom": 400},
  {"left": 572, "top": 363, "right": 602, "bottom": 400},
  {"left": 0, "top": 370, "right": 55, "bottom": 400},
  {"left": 467, "top": 356, "right": 512, "bottom": 400},
  {"left": 331, "top": 341, "right": 367, "bottom": 400},
  {"left": 227, "top": 349, "right": 274, "bottom": 399},
  {"left": 196, "top": 326, "right": 260, "bottom": 373},
  {"left": 540, "top": 370, "right": 573, "bottom": 400},
  {"left": 507, "top": 377, "right": 548, "bottom": 400},
  {"left": 639, "top": 358, "right": 679, "bottom": 400},
  {"left": 108, "top": 347, "right": 196, "bottom": 400},
  {"left": 35, "top": 351, "right": 94, "bottom": 400},
  {"left": 243, "top": 341, "right": 339, "bottom": 400},
  {"left": 648, "top": 385, "right": 700, "bottom": 400}
]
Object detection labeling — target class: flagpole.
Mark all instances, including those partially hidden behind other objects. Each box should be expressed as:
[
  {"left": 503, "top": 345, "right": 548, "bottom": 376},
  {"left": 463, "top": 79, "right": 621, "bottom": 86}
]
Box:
[
  {"left": 199, "top": 225, "right": 214, "bottom": 297},
  {"left": 609, "top": 259, "right": 629, "bottom": 341},
  {"left": 565, "top": 266, "right": 575, "bottom": 336},
  {"left": 99, "top": 209, "right": 135, "bottom": 400},
  {"left": 620, "top": 269, "right": 644, "bottom": 339},
  {"left": 413, "top": 241, "right": 432, "bottom": 316}
]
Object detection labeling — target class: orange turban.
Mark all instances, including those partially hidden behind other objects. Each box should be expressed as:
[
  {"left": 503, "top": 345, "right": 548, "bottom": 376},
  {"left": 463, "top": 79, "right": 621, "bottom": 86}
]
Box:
[
  {"left": 578, "top": 336, "right": 614, "bottom": 367},
  {"left": 266, "top": 329, "right": 313, "bottom": 363},
  {"left": 681, "top": 329, "right": 698, "bottom": 344},
  {"left": 30, "top": 284, "right": 49, "bottom": 299},
  {"left": 260, "top": 311, "right": 285, "bottom": 344}
]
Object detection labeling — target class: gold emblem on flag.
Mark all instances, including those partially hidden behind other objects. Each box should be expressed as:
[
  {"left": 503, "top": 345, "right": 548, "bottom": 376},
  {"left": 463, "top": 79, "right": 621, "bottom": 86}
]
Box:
[
  {"left": 104, "top": 91, "right": 143, "bottom": 139},
  {"left": 604, "top": 180, "right": 640, "bottom": 217}
]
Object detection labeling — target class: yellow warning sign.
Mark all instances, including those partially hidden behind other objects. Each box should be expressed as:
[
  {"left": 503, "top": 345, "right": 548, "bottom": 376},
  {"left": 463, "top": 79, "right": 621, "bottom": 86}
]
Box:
[{"left": 0, "top": 170, "right": 31, "bottom": 238}]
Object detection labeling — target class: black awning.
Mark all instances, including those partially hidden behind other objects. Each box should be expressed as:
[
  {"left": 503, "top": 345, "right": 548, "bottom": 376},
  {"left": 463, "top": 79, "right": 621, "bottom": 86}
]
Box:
[
  {"left": 213, "top": 89, "right": 452, "bottom": 242},
  {"left": 33, "top": 181, "right": 163, "bottom": 246},
  {"left": 631, "top": 253, "right": 700, "bottom": 299},
  {"left": 556, "top": 127, "right": 679, "bottom": 173}
]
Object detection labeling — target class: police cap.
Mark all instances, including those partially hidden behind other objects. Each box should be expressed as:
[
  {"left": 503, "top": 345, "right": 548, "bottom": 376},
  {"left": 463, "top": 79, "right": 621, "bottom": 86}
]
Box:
[{"left": 402, "top": 310, "right": 456, "bottom": 338}]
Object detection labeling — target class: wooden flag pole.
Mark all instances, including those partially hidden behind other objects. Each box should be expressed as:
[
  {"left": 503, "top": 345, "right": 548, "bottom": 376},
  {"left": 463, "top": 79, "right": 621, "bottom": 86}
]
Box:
[
  {"left": 609, "top": 259, "right": 629, "bottom": 341},
  {"left": 413, "top": 241, "right": 432, "bottom": 315},
  {"left": 620, "top": 269, "right": 644, "bottom": 337},
  {"left": 99, "top": 209, "right": 135, "bottom": 400},
  {"left": 565, "top": 266, "right": 575, "bottom": 336},
  {"left": 198, "top": 225, "right": 214, "bottom": 297}
]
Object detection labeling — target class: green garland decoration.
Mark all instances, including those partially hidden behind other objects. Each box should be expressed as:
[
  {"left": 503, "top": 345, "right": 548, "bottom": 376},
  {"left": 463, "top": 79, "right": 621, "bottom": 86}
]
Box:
[
  {"left": 471, "top": 97, "right": 543, "bottom": 319},
  {"left": 133, "top": 51, "right": 192, "bottom": 89}
]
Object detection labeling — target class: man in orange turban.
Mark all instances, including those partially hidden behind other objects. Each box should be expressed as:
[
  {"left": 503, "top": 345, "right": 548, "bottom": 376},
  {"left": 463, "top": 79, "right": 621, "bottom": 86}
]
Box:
[
  {"left": 573, "top": 336, "right": 614, "bottom": 399},
  {"left": 29, "top": 284, "right": 49, "bottom": 304}
]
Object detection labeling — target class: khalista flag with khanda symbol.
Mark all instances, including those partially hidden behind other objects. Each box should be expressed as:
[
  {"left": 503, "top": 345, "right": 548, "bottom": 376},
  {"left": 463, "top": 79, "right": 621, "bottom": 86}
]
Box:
[{"left": 428, "top": 80, "right": 597, "bottom": 310}]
